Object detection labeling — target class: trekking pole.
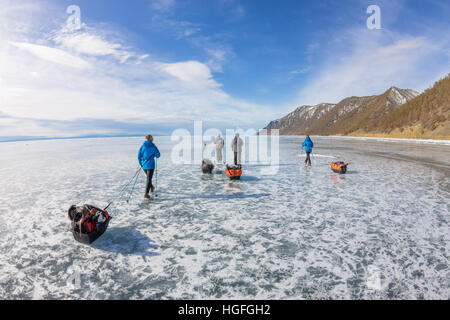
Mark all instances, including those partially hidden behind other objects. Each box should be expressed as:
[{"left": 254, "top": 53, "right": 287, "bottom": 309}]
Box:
[
  {"left": 155, "top": 158, "right": 158, "bottom": 197},
  {"left": 126, "top": 156, "right": 155, "bottom": 202},
  {"left": 103, "top": 165, "right": 141, "bottom": 210},
  {"left": 126, "top": 167, "right": 142, "bottom": 203}
]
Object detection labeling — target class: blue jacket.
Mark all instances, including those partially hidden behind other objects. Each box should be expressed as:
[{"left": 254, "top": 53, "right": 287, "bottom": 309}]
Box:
[
  {"left": 138, "top": 141, "right": 160, "bottom": 170},
  {"left": 302, "top": 137, "right": 314, "bottom": 153}
]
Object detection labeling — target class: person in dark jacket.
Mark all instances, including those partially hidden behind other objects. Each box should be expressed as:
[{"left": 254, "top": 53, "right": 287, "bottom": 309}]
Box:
[
  {"left": 138, "top": 134, "right": 161, "bottom": 198},
  {"left": 301, "top": 135, "right": 314, "bottom": 167}
]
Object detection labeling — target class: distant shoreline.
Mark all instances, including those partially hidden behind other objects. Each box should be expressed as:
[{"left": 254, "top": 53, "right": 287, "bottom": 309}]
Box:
[
  {"left": 259, "top": 133, "right": 450, "bottom": 145},
  {"left": 314, "top": 135, "right": 450, "bottom": 145},
  {"left": 2, "top": 134, "right": 450, "bottom": 146},
  {"left": 0, "top": 135, "right": 146, "bottom": 144}
]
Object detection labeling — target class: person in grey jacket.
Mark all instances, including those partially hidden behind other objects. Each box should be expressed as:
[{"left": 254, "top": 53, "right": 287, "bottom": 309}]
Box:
[
  {"left": 231, "top": 133, "right": 243, "bottom": 165},
  {"left": 214, "top": 134, "right": 224, "bottom": 164}
]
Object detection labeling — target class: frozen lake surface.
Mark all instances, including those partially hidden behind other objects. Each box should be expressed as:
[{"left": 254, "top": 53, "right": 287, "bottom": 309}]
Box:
[{"left": 0, "top": 136, "right": 449, "bottom": 299}]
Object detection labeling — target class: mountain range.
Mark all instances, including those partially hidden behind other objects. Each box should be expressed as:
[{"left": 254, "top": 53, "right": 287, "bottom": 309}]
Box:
[{"left": 263, "top": 74, "right": 450, "bottom": 139}]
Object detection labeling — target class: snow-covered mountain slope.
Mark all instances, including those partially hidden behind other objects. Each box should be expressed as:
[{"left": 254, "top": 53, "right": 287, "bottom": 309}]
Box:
[
  {"left": 264, "top": 86, "right": 420, "bottom": 136},
  {"left": 264, "top": 103, "right": 336, "bottom": 135}
]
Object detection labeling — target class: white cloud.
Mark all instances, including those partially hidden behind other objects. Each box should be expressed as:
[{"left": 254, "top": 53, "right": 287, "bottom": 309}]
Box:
[
  {"left": 8, "top": 41, "right": 91, "bottom": 69},
  {"left": 233, "top": 5, "right": 246, "bottom": 19},
  {"left": 204, "top": 46, "right": 234, "bottom": 72},
  {"left": 187, "top": 36, "right": 234, "bottom": 72},
  {"left": 0, "top": 117, "right": 62, "bottom": 137},
  {"left": 150, "top": 0, "right": 176, "bottom": 12},
  {"left": 296, "top": 31, "right": 449, "bottom": 105},
  {"left": 0, "top": 1, "right": 273, "bottom": 138},
  {"left": 290, "top": 67, "right": 311, "bottom": 75},
  {"left": 218, "top": 0, "right": 246, "bottom": 21},
  {"left": 136, "top": 54, "right": 150, "bottom": 64},
  {"left": 376, "top": 38, "right": 426, "bottom": 57},
  {"left": 53, "top": 29, "right": 135, "bottom": 63},
  {"left": 0, "top": 1, "right": 45, "bottom": 38},
  {"left": 150, "top": 16, "right": 201, "bottom": 39},
  {"left": 147, "top": 7, "right": 232, "bottom": 72},
  {"left": 2, "top": 40, "right": 267, "bottom": 124},
  {"left": 160, "top": 61, "right": 220, "bottom": 87}
]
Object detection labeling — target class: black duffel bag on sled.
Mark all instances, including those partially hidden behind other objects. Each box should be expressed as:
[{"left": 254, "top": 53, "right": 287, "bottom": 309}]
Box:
[{"left": 68, "top": 204, "right": 111, "bottom": 245}]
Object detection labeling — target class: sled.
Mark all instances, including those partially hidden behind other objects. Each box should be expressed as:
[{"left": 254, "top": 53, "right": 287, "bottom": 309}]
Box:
[
  {"left": 225, "top": 164, "right": 242, "bottom": 180},
  {"left": 201, "top": 159, "right": 214, "bottom": 173},
  {"left": 68, "top": 204, "right": 111, "bottom": 245},
  {"left": 330, "top": 162, "right": 348, "bottom": 174}
]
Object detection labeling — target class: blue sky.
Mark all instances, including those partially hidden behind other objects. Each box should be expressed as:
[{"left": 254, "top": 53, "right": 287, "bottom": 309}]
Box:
[{"left": 0, "top": 0, "right": 449, "bottom": 139}]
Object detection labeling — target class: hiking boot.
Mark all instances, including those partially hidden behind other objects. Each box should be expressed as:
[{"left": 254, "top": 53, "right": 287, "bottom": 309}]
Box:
[
  {"left": 150, "top": 186, "right": 155, "bottom": 193},
  {"left": 144, "top": 193, "right": 150, "bottom": 199}
]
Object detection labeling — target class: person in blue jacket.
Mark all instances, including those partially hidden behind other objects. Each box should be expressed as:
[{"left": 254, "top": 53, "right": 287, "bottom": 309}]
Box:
[
  {"left": 138, "top": 134, "right": 160, "bottom": 198},
  {"left": 301, "top": 135, "right": 314, "bottom": 167}
]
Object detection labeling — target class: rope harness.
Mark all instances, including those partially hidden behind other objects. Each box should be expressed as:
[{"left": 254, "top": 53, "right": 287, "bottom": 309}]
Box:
[
  {"left": 103, "top": 152, "right": 160, "bottom": 210},
  {"left": 103, "top": 166, "right": 141, "bottom": 211},
  {"left": 126, "top": 167, "right": 142, "bottom": 203}
]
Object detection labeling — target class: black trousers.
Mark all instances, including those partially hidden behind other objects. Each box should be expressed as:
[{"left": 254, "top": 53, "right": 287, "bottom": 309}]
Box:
[
  {"left": 144, "top": 169, "right": 155, "bottom": 194},
  {"left": 305, "top": 152, "right": 311, "bottom": 165},
  {"left": 234, "top": 152, "right": 238, "bottom": 165}
]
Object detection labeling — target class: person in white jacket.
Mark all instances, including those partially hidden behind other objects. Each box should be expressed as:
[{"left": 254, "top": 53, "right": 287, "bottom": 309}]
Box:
[
  {"left": 214, "top": 134, "right": 224, "bottom": 164},
  {"left": 231, "top": 133, "right": 243, "bottom": 165}
]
